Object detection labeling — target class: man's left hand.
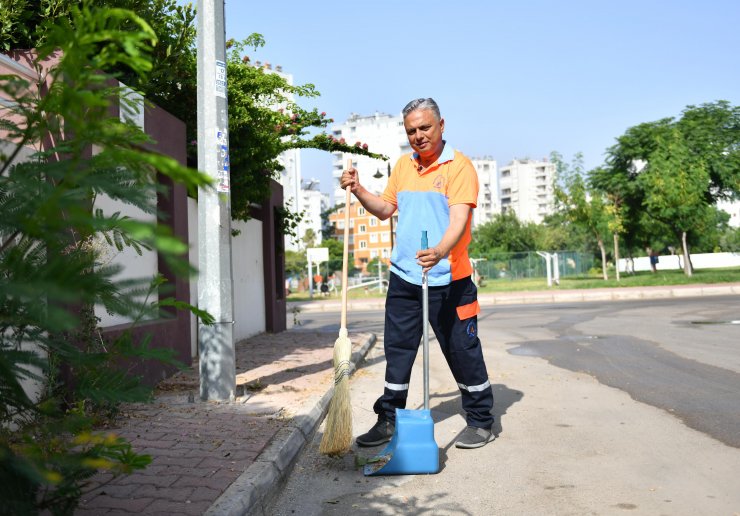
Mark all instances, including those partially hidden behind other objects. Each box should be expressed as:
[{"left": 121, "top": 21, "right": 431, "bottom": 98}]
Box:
[{"left": 416, "top": 247, "right": 443, "bottom": 273}]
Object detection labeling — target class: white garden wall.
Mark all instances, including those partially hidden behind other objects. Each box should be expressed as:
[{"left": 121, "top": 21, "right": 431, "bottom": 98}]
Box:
[
  {"left": 619, "top": 252, "right": 740, "bottom": 272},
  {"left": 188, "top": 198, "right": 266, "bottom": 359}
]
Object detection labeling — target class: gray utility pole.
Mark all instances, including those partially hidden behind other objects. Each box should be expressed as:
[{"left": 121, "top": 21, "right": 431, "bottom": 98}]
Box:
[{"left": 196, "top": 0, "right": 235, "bottom": 401}]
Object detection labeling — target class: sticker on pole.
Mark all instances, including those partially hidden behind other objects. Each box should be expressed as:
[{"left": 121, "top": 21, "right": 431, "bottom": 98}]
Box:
[
  {"left": 215, "top": 60, "right": 227, "bottom": 98},
  {"left": 216, "top": 129, "right": 230, "bottom": 193}
]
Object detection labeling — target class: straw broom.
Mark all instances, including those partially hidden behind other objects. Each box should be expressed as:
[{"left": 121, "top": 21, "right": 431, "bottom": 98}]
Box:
[{"left": 319, "top": 160, "right": 354, "bottom": 456}]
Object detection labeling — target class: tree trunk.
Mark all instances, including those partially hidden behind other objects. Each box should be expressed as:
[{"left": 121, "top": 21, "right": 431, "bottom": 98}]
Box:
[
  {"left": 681, "top": 231, "right": 693, "bottom": 277},
  {"left": 598, "top": 238, "right": 608, "bottom": 280},
  {"left": 613, "top": 232, "right": 620, "bottom": 282}
]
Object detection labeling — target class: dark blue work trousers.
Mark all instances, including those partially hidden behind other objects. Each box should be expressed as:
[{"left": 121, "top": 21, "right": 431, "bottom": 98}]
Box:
[{"left": 373, "top": 272, "right": 494, "bottom": 429}]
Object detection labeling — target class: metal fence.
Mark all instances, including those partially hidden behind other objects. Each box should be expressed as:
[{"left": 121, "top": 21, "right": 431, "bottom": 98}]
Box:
[
  {"left": 289, "top": 251, "right": 595, "bottom": 292},
  {"left": 471, "top": 251, "right": 594, "bottom": 282}
]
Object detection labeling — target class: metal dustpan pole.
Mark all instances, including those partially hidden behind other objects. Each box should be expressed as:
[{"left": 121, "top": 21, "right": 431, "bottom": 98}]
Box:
[
  {"left": 364, "top": 230, "right": 439, "bottom": 476},
  {"left": 422, "top": 267, "right": 429, "bottom": 408}
]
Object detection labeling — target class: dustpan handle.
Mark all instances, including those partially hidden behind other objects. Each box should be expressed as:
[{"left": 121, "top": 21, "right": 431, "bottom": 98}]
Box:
[{"left": 421, "top": 231, "right": 429, "bottom": 411}]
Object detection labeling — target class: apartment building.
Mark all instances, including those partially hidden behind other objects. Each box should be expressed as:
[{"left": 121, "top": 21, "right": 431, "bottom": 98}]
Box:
[
  {"left": 328, "top": 199, "right": 395, "bottom": 273},
  {"left": 470, "top": 156, "right": 498, "bottom": 227},
  {"left": 252, "top": 60, "right": 326, "bottom": 252},
  {"left": 300, "top": 180, "right": 330, "bottom": 244},
  {"left": 499, "top": 158, "right": 556, "bottom": 223}
]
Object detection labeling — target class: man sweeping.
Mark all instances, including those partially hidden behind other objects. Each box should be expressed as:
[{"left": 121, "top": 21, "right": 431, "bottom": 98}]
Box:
[{"left": 339, "top": 98, "right": 495, "bottom": 449}]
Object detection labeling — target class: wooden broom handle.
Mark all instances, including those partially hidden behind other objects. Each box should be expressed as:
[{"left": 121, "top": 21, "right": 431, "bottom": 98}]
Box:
[{"left": 340, "top": 159, "right": 352, "bottom": 330}]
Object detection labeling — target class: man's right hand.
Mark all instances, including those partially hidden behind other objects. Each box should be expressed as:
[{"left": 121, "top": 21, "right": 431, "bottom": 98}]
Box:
[
  {"left": 339, "top": 165, "right": 396, "bottom": 221},
  {"left": 340, "top": 166, "right": 360, "bottom": 193}
]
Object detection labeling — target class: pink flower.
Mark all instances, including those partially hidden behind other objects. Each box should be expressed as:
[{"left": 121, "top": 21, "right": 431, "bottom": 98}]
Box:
[
  {"left": 355, "top": 141, "right": 362, "bottom": 147},
  {"left": 362, "top": 143, "right": 368, "bottom": 150},
  {"left": 321, "top": 111, "right": 326, "bottom": 117},
  {"left": 339, "top": 138, "right": 346, "bottom": 144}
]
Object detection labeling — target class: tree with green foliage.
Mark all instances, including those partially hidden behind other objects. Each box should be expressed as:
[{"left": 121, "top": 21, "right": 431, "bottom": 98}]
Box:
[
  {"left": 301, "top": 228, "right": 317, "bottom": 249},
  {"left": 590, "top": 160, "right": 645, "bottom": 274},
  {"left": 224, "top": 36, "right": 386, "bottom": 221},
  {"left": 0, "top": 0, "right": 198, "bottom": 132},
  {"left": 552, "top": 152, "right": 612, "bottom": 280},
  {"left": 637, "top": 129, "right": 711, "bottom": 276},
  {"left": 676, "top": 101, "right": 740, "bottom": 202},
  {"left": 589, "top": 166, "right": 628, "bottom": 280},
  {"left": 284, "top": 249, "right": 307, "bottom": 278},
  {"left": 0, "top": 4, "right": 211, "bottom": 513},
  {"left": 0, "top": 1, "right": 387, "bottom": 226},
  {"left": 470, "top": 212, "right": 540, "bottom": 255},
  {"left": 719, "top": 226, "right": 740, "bottom": 252},
  {"left": 322, "top": 237, "right": 348, "bottom": 277},
  {"left": 605, "top": 101, "right": 740, "bottom": 276}
]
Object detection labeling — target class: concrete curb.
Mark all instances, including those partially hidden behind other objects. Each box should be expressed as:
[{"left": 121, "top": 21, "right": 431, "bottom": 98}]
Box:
[
  {"left": 205, "top": 333, "right": 378, "bottom": 516},
  {"left": 289, "top": 282, "right": 740, "bottom": 313}
]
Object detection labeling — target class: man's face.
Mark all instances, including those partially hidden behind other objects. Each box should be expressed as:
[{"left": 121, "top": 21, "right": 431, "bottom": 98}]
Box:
[{"left": 403, "top": 109, "right": 445, "bottom": 162}]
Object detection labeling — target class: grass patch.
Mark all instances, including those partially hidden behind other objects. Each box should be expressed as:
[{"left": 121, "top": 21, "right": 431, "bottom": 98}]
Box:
[
  {"left": 479, "top": 267, "right": 740, "bottom": 292},
  {"left": 287, "top": 267, "right": 740, "bottom": 302}
]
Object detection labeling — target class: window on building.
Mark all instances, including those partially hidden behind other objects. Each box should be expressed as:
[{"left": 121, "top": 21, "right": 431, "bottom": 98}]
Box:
[
  {"left": 381, "top": 233, "right": 389, "bottom": 242},
  {"left": 359, "top": 241, "right": 367, "bottom": 249},
  {"left": 337, "top": 220, "right": 344, "bottom": 229},
  {"left": 382, "top": 248, "right": 389, "bottom": 258},
  {"left": 502, "top": 170, "right": 510, "bottom": 177},
  {"left": 502, "top": 188, "right": 511, "bottom": 195},
  {"left": 369, "top": 218, "right": 377, "bottom": 226},
  {"left": 358, "top": 207, "right": 366, "bottom": 215},
  {"left": 370, "top": 233, "right": 378, "bottom": 243},
  {"left": 370, "top": 250, "right": 378, "bottom": 258},
  {"left": 359, "top": 224, "right": 366, "bottom": 233}
]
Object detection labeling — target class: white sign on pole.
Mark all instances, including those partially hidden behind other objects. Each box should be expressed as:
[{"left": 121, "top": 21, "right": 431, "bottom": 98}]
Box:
[
  {"left": 215, "top": 60, "right": 227, "bottom": 98},
  {"left": 307, "top": 247, "right": 329, "bottom": 263}
]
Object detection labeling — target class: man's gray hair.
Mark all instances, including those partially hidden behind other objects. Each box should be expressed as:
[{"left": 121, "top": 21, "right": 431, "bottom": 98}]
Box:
[{"left": 402, "top": 98, "right": 441, "bottom": 120}]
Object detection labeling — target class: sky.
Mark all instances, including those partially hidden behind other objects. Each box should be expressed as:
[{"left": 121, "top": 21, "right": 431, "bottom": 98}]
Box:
[{"left": 221, "top": 0, "right": 740, "bottom": 199}]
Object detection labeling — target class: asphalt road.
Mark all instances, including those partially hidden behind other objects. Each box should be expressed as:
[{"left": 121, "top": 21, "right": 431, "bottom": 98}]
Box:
[{"left": 273, "top": 296, "right": 740, "bottom": 515}]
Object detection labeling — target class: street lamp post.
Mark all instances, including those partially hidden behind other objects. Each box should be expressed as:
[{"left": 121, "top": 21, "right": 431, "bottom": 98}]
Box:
[{"left": 374, "top": 164, "right": 394, "bottom": 253}]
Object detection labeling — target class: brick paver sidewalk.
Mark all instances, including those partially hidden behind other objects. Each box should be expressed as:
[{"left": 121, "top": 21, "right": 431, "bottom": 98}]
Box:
[{"left": 77, "top": 330, "right": 369, "bottom": 515}]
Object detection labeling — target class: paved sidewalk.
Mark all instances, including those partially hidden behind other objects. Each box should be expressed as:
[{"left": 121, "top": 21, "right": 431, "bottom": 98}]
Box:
[
  {"left": 77, "top": 331, "right": 376, "bottom": 516},
  {"left": 76, "top": 282, "right": 739, "bottom": 515}
]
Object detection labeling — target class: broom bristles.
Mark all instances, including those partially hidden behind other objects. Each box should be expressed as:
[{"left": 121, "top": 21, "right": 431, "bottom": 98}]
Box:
[{"left": 319, "top": 329, "right": 353, "bottom": 456}]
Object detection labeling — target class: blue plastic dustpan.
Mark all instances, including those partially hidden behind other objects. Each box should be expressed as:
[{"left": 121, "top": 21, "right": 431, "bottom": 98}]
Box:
[
  {"left": 363, "top": 408, "right": 438, "bottom": 475},
  {"left": 364, "top": 231, "right": 439, "bottom": 476}
]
